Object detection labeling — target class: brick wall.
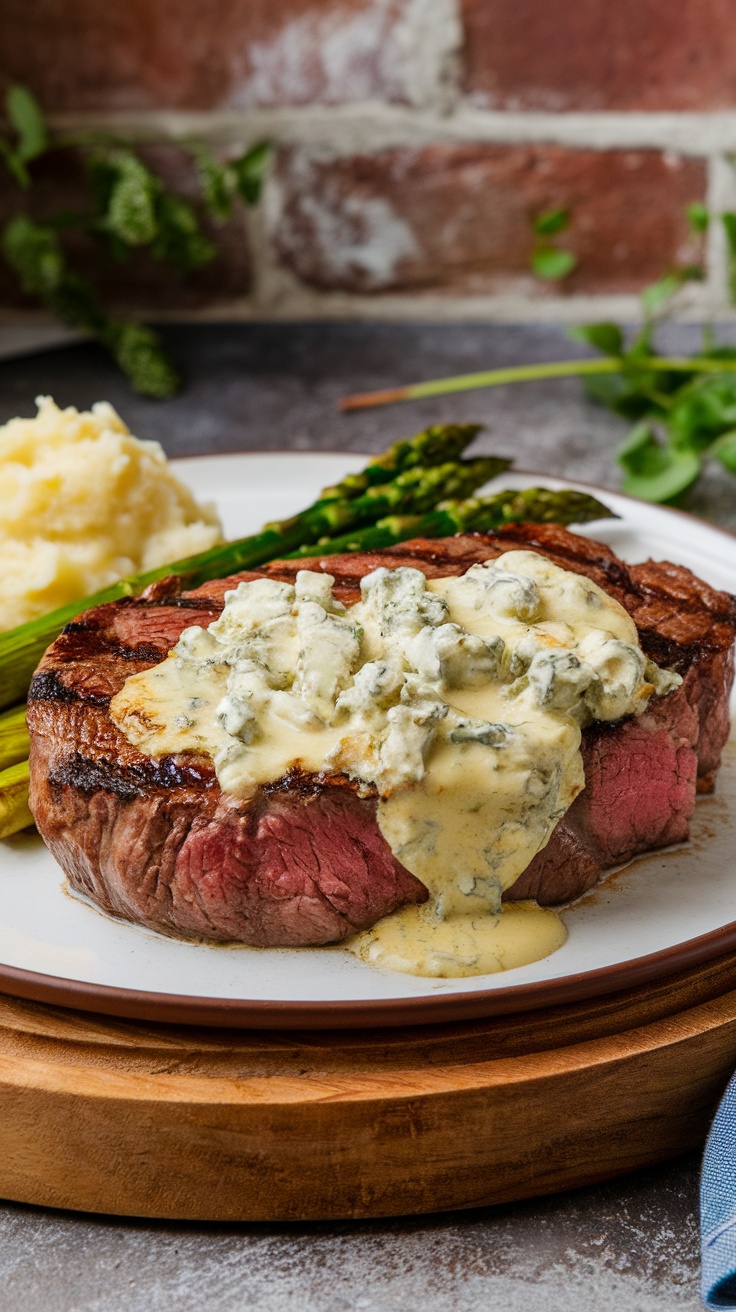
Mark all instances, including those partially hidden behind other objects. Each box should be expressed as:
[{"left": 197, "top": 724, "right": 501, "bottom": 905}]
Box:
[{"left": 3, "top": 0, "right": 736, "bottom": 323}]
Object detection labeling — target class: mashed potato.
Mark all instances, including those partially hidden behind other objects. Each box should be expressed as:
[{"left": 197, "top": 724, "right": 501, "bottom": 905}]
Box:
[{"left": 0, "top": 396, "right": 223, "bottom": 632}]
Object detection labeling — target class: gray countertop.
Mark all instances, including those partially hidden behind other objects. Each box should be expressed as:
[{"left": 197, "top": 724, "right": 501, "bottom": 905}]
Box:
[{"left": 0, "top": 320, "right": 726, "bottom": 1312}]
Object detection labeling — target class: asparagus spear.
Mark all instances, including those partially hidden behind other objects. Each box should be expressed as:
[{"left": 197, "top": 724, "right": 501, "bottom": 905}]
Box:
[
  {"left": 0, "top": 448, "right": 509, "bottom": 713},
  {"left": 0, "top": 704, "right": 29, "bottom": 772},
  {"left": 0, "top": 760, "right": 32, "bottom": 841},
  {"left": 316, "top": 423, "right": 481, "bottom": 501},
  {"left": 287, "top": 487, "right": 616, "bottom": 557}
]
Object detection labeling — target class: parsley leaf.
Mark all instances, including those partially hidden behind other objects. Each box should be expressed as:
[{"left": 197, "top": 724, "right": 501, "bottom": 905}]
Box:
[
  {"left": 6, "top": 85, "right": 47, "bottom": 162},
  {"left": 668, "top": 373, "right": 736, "bottom": 453},
  {"left": 641, "top": 274, "right": 683, "bottom": 318},
  {"left": 151, "top": 192, "right": 216, "bottom": 272},
  {"left": 106, "top": 322, "right": 180, "bottom": 398},
  {"left": 686, "top": 202, "right": 710, "bottom": 234},
  {"left": 2, "top": 215, "right": 64, "bottom": 294},
  {"left": 232, "top": 141, "right": 269, "bottom": 205},
  {"left": 531, "top": 247, "right": 577, "bottom": 280},
  {"left": 569, "top": 323, "right": 624, "bottom": 357},
  {"left": 712, "top": 430, "right": 736, "bottom": 474},
  {"left": 190, "top": 146, "right": 236, "bottom": 221},
  {"left": 533, "top": 207, "right": 570, "bottom": 237},
  {"left": 104, "top": 150, "right": 159, "bottom": 246},
  {"left": 618, "top": 421, "right": 702, "bottom": 502}
]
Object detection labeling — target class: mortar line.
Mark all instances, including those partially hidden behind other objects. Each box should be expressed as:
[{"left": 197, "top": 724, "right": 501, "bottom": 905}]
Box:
[{"left": 48, "top": 105, "right": 736, "bottom": 157}]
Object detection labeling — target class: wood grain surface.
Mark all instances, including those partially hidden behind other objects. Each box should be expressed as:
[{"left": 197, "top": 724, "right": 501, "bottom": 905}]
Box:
[{"left": 1, "top": 952, "right": 735, "bottom": 1221}]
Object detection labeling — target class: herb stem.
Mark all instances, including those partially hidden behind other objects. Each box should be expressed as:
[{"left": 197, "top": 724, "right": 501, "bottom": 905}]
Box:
[{"left": 340, "top": 357, "right": 736, "bottom": 412}]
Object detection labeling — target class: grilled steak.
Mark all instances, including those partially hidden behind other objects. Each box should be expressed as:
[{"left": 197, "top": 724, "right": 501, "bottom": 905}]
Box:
[{"left": 27, "top": 525, "right": 736, "bottom": 945}]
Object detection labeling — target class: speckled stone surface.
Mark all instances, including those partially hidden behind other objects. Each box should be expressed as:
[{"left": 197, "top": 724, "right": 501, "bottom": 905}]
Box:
[
  {"left": 0, "top": 1155, "right": 703, "bottom": 1312},
  {"left": 0, "top": 320, "right": 727, "bottom": 1312}
]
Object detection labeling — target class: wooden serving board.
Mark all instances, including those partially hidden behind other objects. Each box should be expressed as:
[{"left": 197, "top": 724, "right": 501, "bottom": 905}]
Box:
[{"left": 2, "top": 952, "right": 736, "bottom": 1221}]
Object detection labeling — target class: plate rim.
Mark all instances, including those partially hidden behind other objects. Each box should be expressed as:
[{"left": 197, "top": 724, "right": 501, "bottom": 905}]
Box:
[
  {"left": 2, "top": 919, "right": 736, "bottom": 1030},
  {"left": 6, "top": 452, "right": 736, "bottom": 1030}
]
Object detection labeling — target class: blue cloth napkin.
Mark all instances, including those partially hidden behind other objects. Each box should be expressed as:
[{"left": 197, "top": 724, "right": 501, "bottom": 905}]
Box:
[{"left": 702, "top": 1074, "right": 736, "bottom": 1307}]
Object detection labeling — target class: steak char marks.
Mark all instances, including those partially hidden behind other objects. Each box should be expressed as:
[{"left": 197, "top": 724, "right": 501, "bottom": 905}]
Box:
[{"left": 27, "top": 525, "right": 736, "bottom": 946}]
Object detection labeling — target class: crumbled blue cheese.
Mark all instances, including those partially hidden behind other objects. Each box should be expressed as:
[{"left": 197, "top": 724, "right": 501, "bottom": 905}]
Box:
[
  {"left": 292, "top": 595, "right": 361, "bottom": 721},
  {"left": 406, "top": 623, "right": 503, "bottom": 688},
  {"left": 111, "top": 552, "right": 682, "bottom": 979},
  {"left": 356, "top": 566, "right": 449, "bottom": 657},
  {"left": 451, "top": 560, "right": 542, "bottom": 623}
]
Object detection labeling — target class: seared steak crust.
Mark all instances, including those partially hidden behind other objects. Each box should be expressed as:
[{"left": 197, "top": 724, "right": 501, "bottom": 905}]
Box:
[{"left": 27, "top": 525, "right": 736, "bottom": 943}]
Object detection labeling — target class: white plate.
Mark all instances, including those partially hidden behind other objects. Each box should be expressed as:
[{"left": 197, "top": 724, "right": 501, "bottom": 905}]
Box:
[{"left": 2, "top": 452, "right": 735, "bottom": 1029}]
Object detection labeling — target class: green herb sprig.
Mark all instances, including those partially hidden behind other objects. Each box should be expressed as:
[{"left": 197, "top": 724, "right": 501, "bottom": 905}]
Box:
[
  {"left": 571, "top": 204, "right": 736, "bottom": 502},
  {"left": 342, "top": 202, "right": 736, "bottom": 506},
  {"left": 0, "top": 86, "right": 269, "bottom": 396}
]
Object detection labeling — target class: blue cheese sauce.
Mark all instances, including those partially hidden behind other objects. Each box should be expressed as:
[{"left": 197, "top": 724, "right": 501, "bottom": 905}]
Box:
[{"left": 110, "top": 554, "right": 680, "bottom": 979}]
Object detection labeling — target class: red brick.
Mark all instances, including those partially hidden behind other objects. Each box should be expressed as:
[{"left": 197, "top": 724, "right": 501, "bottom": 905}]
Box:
[
  {"left": 3, "top": 0, "right": 418, "bottom": 112},
  {"left": 272, "top": 144, "right": 706, "bottom": 296},
  {"left": 0, "top": 147, "right": 251, "bottom": 311},
  {"left": 462, "top": 0, "right": 736, "bottom": 112}
]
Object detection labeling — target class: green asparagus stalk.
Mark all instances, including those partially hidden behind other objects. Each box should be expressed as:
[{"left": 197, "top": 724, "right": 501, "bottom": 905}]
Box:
[
  {"left": 186, "top": 455, "right": 509, "bottom": 580},
  {"left": 316, "top": 423, "right": 481, "bottom": 501},
  {"left": 291, "top": 456, "right": 510, "bottom": 535},
  {"left": 288, "top": 487, "right": 615, "bottom": 558},
  {"left": 0, "top": 759, "right": 32, "bottom": 841},
  {"left": 0, "top": 705, "right": 29, "bottom": 771},
  {"left": 0, "top": 445, "right": 509, "bottom": 712}
]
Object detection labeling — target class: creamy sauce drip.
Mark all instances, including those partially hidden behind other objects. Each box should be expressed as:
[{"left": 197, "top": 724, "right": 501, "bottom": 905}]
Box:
[
  {"left": 110, "top": 554, "right": 680, "bottom": 979},
  {"left": 353, "top": 900, "right": 567, "bottom": 978}
]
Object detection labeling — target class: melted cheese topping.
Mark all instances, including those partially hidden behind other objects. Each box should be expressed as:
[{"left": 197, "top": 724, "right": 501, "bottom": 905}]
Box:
[{"left": 110, "top": 553, "right": 680, "bottom": 979}]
